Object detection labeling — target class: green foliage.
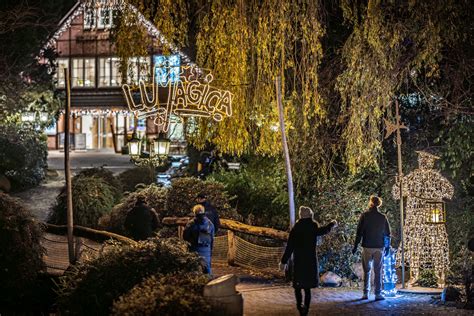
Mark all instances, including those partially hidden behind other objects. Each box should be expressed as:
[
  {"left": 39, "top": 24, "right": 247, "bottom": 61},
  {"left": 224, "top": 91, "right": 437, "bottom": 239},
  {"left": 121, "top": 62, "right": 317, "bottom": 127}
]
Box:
[
  {"left": 0, "top": 123, "right": 48, "bottom": 191},
  {"left": 49, "top": 175, "right": 115, "bottom": 228},
  {"left": 446, "top": 185, "right": 474, "bottom": 286},
  {"left": 306, "top": 178, "right": 367, "bottom": 277},
  {"left": 210, "top": 158, "right": 288, "bottom": 229},
  {"left": 416, "top": 269, "right": 439, "bottom": 288},
  {"left": 167, "top": 177, "right": 240, "bottom": 220},
  {"left": 117, "top": 167, "right": 154, "bottom": 193},
  {"left": 436, "top": 115, "right": 474, "bottom": 180},
  {"left": 99, "top": 184, "right": 168, "bottom": 236},
  {"left": 56, "top": 237, "right": 203, "bottom": 315},
  {"left": 76, "top": 167, "right": 123, "bottom": 202},
  {"left": 111, "top": 273, "right": 210, "bottom": 316},
  {"left": 0, "top": 193, "right": 45, "bottom": 308}
]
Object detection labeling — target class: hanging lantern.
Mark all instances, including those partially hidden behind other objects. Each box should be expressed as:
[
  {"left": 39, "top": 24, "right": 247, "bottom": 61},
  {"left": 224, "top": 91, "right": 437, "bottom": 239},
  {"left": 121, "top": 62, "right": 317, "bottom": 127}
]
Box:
[
  {"left": 151, "top": 133, "right": 170, "bottom": 157},
  {"left": 128, "top": 133, "right": 141, "bottom": 158},
  {"left": 426, "top": 201, "right": 446, "bottom": 224}
]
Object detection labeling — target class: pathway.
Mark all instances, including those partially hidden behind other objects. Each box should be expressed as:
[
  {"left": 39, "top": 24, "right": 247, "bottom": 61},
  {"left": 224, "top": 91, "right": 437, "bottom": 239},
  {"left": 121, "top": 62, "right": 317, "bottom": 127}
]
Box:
[{"left": 238, "top": 286, "right": 469, "bottom": 315}]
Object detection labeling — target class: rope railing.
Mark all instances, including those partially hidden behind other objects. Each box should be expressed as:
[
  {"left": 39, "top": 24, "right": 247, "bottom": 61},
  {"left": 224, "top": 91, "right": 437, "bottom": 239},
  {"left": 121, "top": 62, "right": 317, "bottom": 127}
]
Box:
[
  {"left": 162, "top": 217, "right": 288, "bottom": 272},
  {"left": 40, "top": 223, "right": 136, "bottom": 275}
]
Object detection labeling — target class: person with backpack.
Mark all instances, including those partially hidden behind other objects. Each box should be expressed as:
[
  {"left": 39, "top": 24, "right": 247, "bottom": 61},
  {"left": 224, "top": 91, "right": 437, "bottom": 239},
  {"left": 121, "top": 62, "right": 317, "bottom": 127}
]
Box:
[
  {"left": 352, "top": 195, "right": 391, "bottom": 301},
  {"left": 183, "top": 204, "right": 215, "bottom": 274},
  {"left": 196, "top": 193, "right": 220, "bottom": 234}
]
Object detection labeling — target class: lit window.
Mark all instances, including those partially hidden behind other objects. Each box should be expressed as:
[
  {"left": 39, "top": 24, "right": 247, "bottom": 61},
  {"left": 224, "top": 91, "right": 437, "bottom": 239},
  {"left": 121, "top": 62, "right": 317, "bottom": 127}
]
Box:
[
  {"left": 83, "top": 7, "right": 96, "bottom": 30},
  {"left": 72, "top": 58, "right": 96, "bottom": 87},
  {"left": 98, "top": 4, "right": 113, "bottom": 29},
  {"left": 84, "top": 0, "right": 114, "bottom": 30},
  {"left": 128, "top": 57, "right": 150, "bottom": 84},
  {"left": 153, "top": 54, "right": 181, "bottom": 84},
  {"left": 55, "top": 58, "right": 69, "bottom": 88},
  {"left": 130, "top": 118, "right": 146, "bottom": 132},
  {"left": 99, "top": 57, "right": 121, "bottom": 87}
]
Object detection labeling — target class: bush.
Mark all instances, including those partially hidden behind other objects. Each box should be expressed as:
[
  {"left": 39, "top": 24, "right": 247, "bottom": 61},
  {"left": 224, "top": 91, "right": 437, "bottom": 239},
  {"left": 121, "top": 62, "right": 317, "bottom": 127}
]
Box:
[
  {"left": 99, "top": 184, "right": 168, "bottom": 236},
  {"left": 167, "top": 177, "right": 241, "bottom": 220},
  {"left": 210, "top": 158, "right": 288, "bottom": 229},
  {"left": 111, "top": 273, "right": 210, "bottom": 316},
  {"left": 48, "top": 175, "right": 115, "bottom": 228},
  {"left": 306, "top": 178, "right": 367, "bottom": 278},
  {"left": 0, "top": 123, "right": 47, "bottom": 191},
  {"left": 118, "top": 167, "right": 154, "bottom": 193},
  {"left": 56, "top": 237, "right": 203, "bottom": 315},
  {"left": 76, "top": 167, "right": 123, "bottom": 202},
  {"left": 0, "top": 193, "right": 45, "bottom": 309},
  {"left": 416, "top": 269, "right": 439, "bottom": 288}
]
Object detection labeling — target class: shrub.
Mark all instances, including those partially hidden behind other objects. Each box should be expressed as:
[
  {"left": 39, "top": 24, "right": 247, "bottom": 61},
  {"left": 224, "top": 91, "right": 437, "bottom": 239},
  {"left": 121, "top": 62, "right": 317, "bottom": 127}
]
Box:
[
  {"left": 0, "top": 193, "right": 45, "bottom": 309},
  {"left": 48, "top": 175, "right": 115, "bottom": 228},
  {"left": 99, "top": 184, "right": 168, "bottom": 236},
  {"left": 118, "top": 167, "right": 154, "bottom": 193},
  {"left": 210, "top": 159, "right": 288, "bottom": 229},
  {"left": 306, "top": 178, "right": 367, "bottom": 278},
  {"left": 416, "top": 269, "right": 439, "bottom": 288},
  {"left": 111, "top": 273, "right": 210, "bottom": 316},
  {"left": 167, "top": 177, "right": 241, "bottom": 220},
  {"left": 76, "top": 167, "right": 123, "bottom": 202},
  {"left": 0, "top": 123, "right": 47, "bottom": 191},
  {"left": 56, "top": 237, "right": 203, "bottom": 315}
]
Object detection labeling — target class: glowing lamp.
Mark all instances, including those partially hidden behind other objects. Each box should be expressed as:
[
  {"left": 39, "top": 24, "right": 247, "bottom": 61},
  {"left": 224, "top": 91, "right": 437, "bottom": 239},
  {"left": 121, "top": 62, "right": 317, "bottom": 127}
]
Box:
[
  {"left": 426, "top": 201, "right": 445, "bottom": 224},
  {"left": 128, "top": 134, "right": 141, "bottom": 158},
  {"left": 151, "top": 133, "right": 170, "bottom": 157},
  {"left": 21, "top": 112, "right": 35, "bottom": 122}
]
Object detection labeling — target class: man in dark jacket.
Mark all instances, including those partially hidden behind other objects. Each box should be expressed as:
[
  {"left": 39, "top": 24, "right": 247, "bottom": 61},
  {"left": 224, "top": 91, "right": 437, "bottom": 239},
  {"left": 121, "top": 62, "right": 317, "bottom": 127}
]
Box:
[
  {"left": 353, "top": 195, "right": 391, "bottom": 301},
  {"left": 280, "top": 206, "right": 337, "bottom": 316},
  {"left": 196, "top": 193, "right": 220, "bottom": 234},
  {"left": 124, "top": 196, "right": 159, "bottom": 241}
]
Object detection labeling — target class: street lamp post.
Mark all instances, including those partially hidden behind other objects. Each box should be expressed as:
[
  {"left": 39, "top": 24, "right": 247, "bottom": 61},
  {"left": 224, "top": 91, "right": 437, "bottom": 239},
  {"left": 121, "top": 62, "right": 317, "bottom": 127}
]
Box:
[{"left": 127, "top": 132, "right": 171, "bottom": 181}]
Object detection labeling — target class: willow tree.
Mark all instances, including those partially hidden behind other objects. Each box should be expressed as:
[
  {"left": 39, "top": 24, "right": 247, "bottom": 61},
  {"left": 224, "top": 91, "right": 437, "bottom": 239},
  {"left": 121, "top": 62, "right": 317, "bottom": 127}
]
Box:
[{"left": 110, "top": 0, "right": 473, "bottom": 185}]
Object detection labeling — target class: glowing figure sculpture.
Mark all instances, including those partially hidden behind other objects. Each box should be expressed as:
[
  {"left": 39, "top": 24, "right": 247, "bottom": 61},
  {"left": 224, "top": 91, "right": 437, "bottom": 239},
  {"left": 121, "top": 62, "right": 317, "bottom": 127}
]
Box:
[{"left": 392, "top": 151, "right": 454, "bottom": 284}]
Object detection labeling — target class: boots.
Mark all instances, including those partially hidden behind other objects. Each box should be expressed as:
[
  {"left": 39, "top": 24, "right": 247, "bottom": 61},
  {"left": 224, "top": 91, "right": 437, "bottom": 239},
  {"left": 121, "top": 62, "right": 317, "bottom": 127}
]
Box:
[{"left": 297, "top": 305, "right": 309, "bottom": 316}]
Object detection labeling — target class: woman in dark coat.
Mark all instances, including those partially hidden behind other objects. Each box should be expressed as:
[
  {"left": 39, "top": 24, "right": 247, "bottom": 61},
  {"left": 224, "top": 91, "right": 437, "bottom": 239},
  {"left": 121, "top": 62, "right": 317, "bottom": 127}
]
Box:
[{"left": 281, "top": 206, "right": 337, "bottom": 316}]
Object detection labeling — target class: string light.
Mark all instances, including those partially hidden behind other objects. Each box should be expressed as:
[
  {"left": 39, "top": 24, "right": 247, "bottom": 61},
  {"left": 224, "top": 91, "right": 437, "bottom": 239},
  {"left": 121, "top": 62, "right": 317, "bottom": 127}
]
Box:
[
  {"left": 392, "top": 151, "right": 454, "bottom": 284},
  {"left": 59, "top": 108, "right": 131, "bottom": 117},
  {"left": 382, "top": 249, "right": 398, "bottom": 296},
  {"left": 122, "top": 65, "right": 233, "bottom": 132}
]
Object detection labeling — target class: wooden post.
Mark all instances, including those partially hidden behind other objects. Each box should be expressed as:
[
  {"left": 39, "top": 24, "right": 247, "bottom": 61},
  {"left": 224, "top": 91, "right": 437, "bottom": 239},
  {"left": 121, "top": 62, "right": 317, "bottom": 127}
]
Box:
[
  {"left": 178, "top": 226, "right": 184, "bottom": 240},
  {"left": 227, "top": 230, "right": 236, "bottom": 266},
  {"left": 275, "top": 77, "right": 296, "bottom": 228},
  {"left": 64, "top": 68, "right": 75, "bottom": 264},
  {"left": 395, "top": 100, "right": 406, "bottom": 288}
]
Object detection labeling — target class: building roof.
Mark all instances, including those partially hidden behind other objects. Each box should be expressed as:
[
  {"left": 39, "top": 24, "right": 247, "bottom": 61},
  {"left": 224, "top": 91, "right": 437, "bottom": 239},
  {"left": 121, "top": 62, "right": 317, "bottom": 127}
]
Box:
[{"left": 43, "top": 1, "right": 197, "bottom": 68}]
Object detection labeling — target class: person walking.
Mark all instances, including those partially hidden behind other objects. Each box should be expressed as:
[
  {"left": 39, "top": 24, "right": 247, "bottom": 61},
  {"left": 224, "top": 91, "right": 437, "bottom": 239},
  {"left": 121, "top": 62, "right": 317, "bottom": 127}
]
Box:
[
  {"left": 280, "top": 206, "right": 337, "bottom": 316},
  {"left": 183, "top": 204, "right": 215, "bottom": 274},
  {"left": 124, "top": 196, "right": 159, "bottom": 241},
  {"left": 196, "top": 193, "right": 220, "bottom": 234},
  {"left": 352, "top": 195, "right": 391, "bottom": 300}
]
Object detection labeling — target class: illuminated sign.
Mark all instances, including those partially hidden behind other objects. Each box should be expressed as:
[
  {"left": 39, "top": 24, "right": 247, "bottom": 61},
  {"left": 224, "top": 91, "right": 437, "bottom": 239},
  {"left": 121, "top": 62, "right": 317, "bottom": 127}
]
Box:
[{"left": 122, "top": 64, "right": 233, "bottom": 132}]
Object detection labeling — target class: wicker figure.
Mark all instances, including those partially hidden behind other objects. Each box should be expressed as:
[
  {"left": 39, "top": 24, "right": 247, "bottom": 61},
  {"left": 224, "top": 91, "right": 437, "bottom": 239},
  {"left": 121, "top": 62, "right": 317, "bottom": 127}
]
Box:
[{"left": 392, "top": 151, "right": 454, "bottom": 284}]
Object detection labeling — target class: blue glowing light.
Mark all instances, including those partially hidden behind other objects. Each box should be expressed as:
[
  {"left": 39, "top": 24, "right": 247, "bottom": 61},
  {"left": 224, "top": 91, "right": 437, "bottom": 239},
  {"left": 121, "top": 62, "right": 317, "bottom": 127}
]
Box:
[{"left": 382, "top": 248, "right": 398, "bottom": 297}]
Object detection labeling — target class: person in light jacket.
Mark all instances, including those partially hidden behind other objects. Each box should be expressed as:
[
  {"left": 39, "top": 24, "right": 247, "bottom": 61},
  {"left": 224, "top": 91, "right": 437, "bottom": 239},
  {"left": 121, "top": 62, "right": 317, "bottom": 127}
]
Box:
[{"left": 280, "top": 206, "right": 337, "bottom": 316}]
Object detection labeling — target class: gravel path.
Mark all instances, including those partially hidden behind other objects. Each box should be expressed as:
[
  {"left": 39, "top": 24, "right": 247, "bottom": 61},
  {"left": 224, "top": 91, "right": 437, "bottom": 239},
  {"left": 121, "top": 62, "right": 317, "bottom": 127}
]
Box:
[{"left": 13, "top": 177, "right": 64, "bottom": 221}]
